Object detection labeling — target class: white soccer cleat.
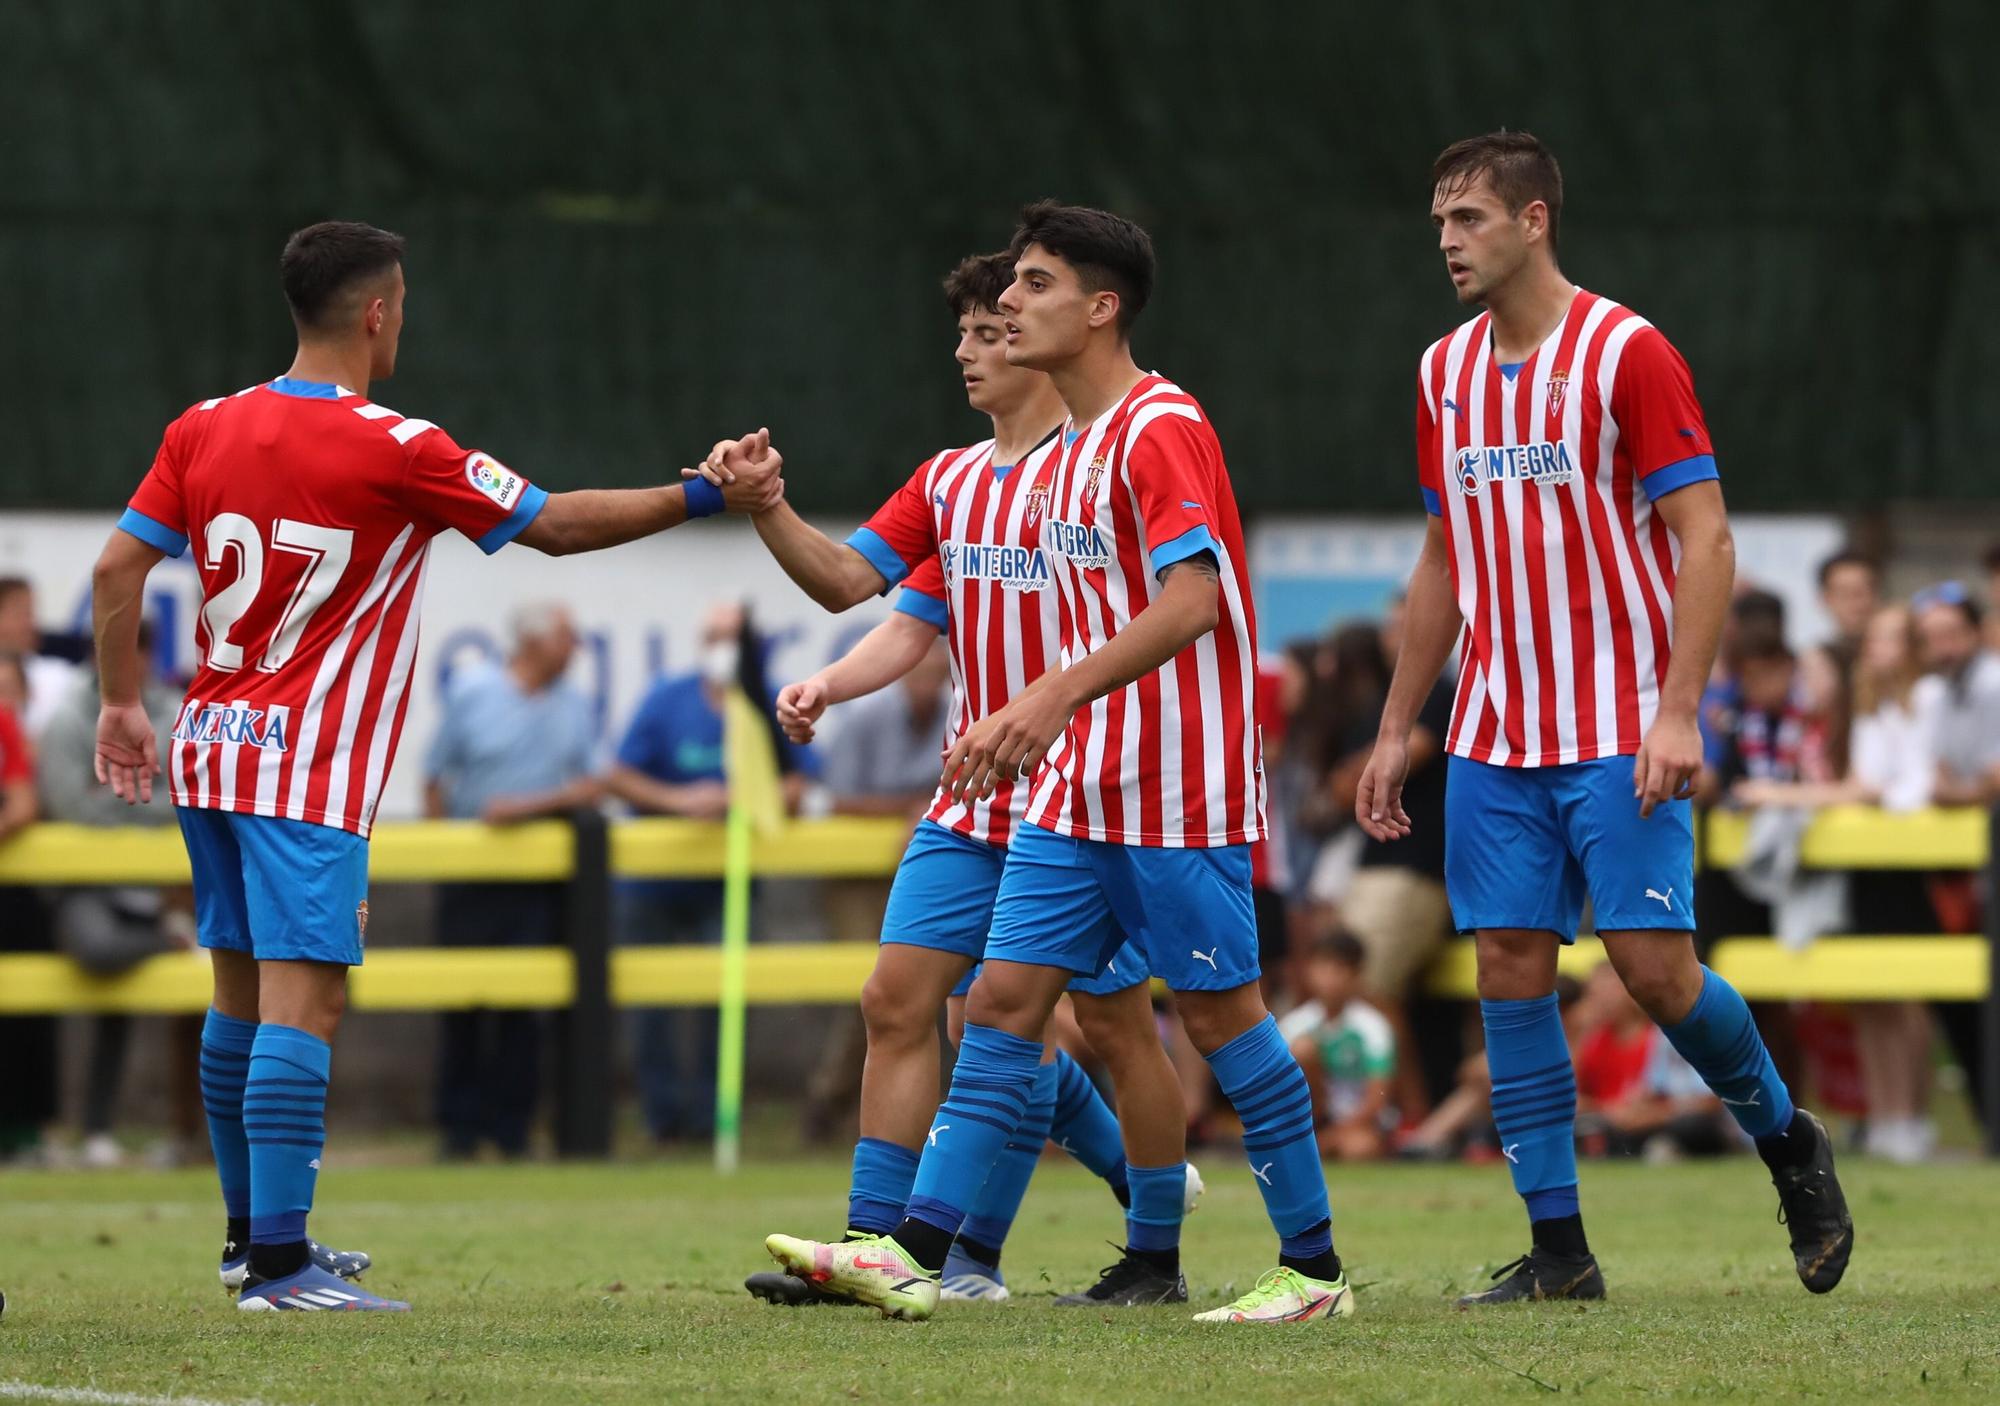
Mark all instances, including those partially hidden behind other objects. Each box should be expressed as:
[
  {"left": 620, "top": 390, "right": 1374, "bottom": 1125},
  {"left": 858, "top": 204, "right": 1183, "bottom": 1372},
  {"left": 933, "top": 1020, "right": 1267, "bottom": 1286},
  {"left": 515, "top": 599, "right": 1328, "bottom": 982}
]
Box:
[{"left": 1193, "top": 1267, "right": 1355, "bottom": 1324}]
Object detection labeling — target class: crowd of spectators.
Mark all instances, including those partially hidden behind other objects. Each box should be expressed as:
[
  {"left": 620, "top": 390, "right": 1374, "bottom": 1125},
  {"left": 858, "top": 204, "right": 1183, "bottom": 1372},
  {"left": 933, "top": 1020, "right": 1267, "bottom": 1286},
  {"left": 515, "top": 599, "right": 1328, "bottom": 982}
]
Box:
[{"left": 1, "top": 541, "right": 1996, "bottom": 1168}]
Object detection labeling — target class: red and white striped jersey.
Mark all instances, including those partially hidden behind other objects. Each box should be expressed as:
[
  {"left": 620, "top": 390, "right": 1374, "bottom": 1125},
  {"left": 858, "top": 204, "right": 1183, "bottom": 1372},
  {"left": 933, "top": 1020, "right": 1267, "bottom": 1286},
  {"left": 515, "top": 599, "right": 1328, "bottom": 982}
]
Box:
[
  {"left": 1024, "top": 374, "right": 1264, "bottom": 848},
  {"left": 1417, "top": 291, "right": 1719, "bottom": 768},
  {"left": 120, "top": 378, "right": 547, "bottom": 837},
  {"left": 850, "top": 430, "right": 1065, "bottom": 846}
]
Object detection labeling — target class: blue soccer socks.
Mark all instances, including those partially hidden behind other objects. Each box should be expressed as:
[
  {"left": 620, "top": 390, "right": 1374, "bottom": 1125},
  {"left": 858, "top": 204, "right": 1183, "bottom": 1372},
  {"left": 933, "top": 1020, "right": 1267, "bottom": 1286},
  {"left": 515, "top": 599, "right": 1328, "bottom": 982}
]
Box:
[
  {"left": 1483, "top": 995, "right": 1582, "bottom": 1226},
  {"left": 1125, "top": 1162, "right": 1187, "bottom": 1256},
  {"left": 1205, "top": 1015, "right": 1335, "bottom": 1271},
  {"left": 897, "top": 1022, "right": 1043, "bottom": 1270},
  {"left": 848, "top": 1137, "right": 920, "bottom": 1238},
  {"left": 1050, "top": 1049, "right": 1130, "bottom": 1203},
  {"left": 957, "top": 1060, "right": 1058, "bottom": 1265},
  {"left": 200, "top": 1008, "right": 256, "bottom": 1223},
  {"left": 244, "top": 1024, "right": 331, "bottom": 1276},
  {"left": 1664, "top": 967, "right": 1795, "bottom": 1140}
]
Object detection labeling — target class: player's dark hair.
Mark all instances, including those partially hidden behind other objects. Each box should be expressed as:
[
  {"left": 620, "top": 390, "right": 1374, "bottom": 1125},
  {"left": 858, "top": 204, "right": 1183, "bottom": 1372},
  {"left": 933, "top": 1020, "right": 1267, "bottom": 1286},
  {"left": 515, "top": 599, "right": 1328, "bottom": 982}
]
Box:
[
  {"left": 1431, "top": 131, "right": 1564, "bottom": 256},
  {"left": 1817, "top": 549, "right": 1880, "bottom": 591},
  {"left": 1008, "top": 201, "right": 1154, "bottom": 335},
  {"left": 0, "top": 576, "right": 29, "bottom": 607},
  {"left": 942, "top": 252, "right": 1015, "bottom": 318},
  {"left": 1310, "top": 929, "right": 1365, "bottom": 970},
  {"left": 280, "top": 221, "right": 407, "bottom": 331},
  {"left": 1982, "top": 542, "right": 2000, "bottom": 576}
]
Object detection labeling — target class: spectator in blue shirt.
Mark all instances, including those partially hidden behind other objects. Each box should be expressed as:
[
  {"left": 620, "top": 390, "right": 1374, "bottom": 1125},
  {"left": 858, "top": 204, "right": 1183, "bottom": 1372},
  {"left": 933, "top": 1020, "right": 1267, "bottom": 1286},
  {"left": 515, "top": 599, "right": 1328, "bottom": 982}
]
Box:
[
  {"left": 607, "top": 602, "right": 813, "bottom": 1144},
  {"left": 424, "top": 603, "right": 601, "bottom": 1159}
]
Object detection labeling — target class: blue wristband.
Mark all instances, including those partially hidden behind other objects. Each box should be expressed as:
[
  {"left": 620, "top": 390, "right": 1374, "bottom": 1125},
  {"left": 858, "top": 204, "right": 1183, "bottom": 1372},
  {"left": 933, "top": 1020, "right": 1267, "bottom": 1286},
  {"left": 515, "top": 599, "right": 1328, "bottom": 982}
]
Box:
[{"left": 684, "top": 476, "right": 726, "bottom": 519}]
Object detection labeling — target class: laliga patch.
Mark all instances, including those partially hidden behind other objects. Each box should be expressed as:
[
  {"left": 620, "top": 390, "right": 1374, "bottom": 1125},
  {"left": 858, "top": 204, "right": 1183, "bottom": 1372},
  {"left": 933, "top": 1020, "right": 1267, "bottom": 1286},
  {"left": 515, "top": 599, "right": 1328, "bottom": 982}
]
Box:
[{"left": 465, "top": 451, "right": 523, "bottom": 510}]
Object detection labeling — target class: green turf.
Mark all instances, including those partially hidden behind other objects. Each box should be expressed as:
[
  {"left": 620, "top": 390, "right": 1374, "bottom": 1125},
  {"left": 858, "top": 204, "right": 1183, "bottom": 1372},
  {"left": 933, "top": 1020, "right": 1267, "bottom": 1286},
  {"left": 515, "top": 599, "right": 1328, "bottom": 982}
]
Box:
[{"left": 1, "top": 1154, "right": 1994, "bottom": 1404}]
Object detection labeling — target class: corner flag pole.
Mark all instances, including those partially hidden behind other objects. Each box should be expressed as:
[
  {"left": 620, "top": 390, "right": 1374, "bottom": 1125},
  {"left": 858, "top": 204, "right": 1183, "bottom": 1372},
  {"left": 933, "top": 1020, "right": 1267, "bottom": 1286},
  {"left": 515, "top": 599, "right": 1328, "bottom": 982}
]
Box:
[{"left": 716, "top": 686, "right": 782, "bottom": 1174}]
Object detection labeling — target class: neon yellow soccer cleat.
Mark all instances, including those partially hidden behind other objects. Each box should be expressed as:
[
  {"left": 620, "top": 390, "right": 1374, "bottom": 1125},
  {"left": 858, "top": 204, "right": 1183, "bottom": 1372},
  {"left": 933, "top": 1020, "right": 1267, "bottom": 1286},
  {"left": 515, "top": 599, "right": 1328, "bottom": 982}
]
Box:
[
  {"left": 1192, "top": 1267, "right": 1355, "bottom": 1324},
  {"left": 764, "top": 1233, "right": 940, "bottom": 1322}
]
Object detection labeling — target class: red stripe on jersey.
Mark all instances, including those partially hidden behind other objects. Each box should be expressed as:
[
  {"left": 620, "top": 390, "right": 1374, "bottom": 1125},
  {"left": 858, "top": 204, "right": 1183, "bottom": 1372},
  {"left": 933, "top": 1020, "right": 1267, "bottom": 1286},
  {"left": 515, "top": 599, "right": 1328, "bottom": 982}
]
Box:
[
  {"left": 1511, "top": 347, "right": 1559, "bottom": 764},
  {"left": 1547, "top": 303, "right": 1598, "bottom": 761},
  {"left": 1481, "top": 348, "right": 1527, "bottom": 761}
]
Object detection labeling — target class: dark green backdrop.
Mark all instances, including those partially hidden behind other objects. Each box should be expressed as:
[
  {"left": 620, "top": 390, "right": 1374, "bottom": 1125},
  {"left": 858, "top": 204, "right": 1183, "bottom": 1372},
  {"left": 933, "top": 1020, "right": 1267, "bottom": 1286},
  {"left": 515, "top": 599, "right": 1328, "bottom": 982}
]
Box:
[{"left": 3, "top": 1, "right": 1993, "bottom": 514}]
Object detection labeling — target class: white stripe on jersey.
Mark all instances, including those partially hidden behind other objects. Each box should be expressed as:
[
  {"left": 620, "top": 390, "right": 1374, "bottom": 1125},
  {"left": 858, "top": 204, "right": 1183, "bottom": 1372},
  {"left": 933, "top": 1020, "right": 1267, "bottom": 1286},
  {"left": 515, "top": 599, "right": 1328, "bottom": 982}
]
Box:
[
  {"left": 320, "top": 544, "right": 427, "bottom": 828},
  {"left": 355, "top": 546, "right": 432, "bottom": 836}
]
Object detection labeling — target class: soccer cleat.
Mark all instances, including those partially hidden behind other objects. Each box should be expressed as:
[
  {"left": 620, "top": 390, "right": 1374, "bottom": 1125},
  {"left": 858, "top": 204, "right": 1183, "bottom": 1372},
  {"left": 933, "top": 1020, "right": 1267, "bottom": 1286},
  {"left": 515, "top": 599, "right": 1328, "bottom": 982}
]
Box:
[
  {"left": 1054, "top": 1249, "right": 1188, "bottom": 1307},
  {"left": 1770, "top": 1109, "right": 1854, "bottom": 1294},
  {"left": 237, "top": 1261, "right": 408, "bottom": 1312},
  {"left": 1183, "top": 1162, "right": 1207, "bottom": 1215},
  {"left": 1193, "top": 1266, "right": 1353, "bottom": 1323},
  {"left": 220, "top": 1237, "right": 372, "bottom": 1292},
  {"left": 940, "top": 1244, "right": 1010, "bottom": 1304},
  {"left": 764, "top": 1233, "right": 939, "bottom": 1321},
  {"left": 744, "top": 1270, "right": 862, "bottom": 1307},
  {"left": 1456, "top": 1249, "right": 1605, "bottom": 1306}
]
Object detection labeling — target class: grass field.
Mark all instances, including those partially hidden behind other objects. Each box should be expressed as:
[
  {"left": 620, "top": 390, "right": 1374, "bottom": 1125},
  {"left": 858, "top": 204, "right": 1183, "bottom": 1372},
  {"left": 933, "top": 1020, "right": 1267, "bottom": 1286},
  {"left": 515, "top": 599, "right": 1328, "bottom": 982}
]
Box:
[{"left": 1, "top": 1153, "right": 1995, "bottom": 1404}]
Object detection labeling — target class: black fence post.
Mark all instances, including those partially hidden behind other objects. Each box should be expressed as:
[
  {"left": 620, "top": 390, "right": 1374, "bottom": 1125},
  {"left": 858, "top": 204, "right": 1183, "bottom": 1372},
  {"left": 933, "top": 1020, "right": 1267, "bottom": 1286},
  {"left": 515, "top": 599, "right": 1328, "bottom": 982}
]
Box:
[
  {"left": 1985, "top": 804, "right": 2000, "bottom": 1158},
  {"left": 555, "top": 809, "right": 614, "bottom": 1157}
]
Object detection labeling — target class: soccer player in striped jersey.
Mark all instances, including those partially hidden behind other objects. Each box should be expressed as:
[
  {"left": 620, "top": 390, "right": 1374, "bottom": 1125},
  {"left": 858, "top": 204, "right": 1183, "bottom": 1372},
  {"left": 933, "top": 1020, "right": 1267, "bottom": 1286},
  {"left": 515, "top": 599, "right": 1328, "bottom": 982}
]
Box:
[
  {"left": 1358, "top": 132, "right": 1852, "bottom": 1305},
  {"left": 90, "top": 221, "right": 780, "bottom": 1312},
  {"left": 703, "top": 253, "right": 1195, "bottom": 1310},
  {"left": 764, "top": 204, "right": 1352, "bottom": 1325}
]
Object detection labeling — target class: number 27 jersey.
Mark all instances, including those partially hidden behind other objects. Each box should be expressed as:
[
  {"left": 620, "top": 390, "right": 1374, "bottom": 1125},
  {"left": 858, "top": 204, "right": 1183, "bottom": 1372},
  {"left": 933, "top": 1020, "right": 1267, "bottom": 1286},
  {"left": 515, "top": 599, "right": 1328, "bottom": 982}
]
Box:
[{"left": 120, "top": 378, "right": 548, "bottom": 837}]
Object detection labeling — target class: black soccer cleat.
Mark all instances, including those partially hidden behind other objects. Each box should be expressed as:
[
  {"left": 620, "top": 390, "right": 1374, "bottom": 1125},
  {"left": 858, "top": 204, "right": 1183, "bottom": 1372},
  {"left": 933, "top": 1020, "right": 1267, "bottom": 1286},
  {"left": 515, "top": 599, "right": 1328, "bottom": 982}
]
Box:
[
  {"left": 1053, "top": 1249, "right": 1189, "bottom": 1308},
  {"left": 1456, "top": 1248, "right": 1606, "bottom": 1307},
  {"left": 1769, "top": 1109, "right": 1854, "bottom": 1294},
  {"left": 744, "top": 1270, "right": 860, "bottom": 1307}
]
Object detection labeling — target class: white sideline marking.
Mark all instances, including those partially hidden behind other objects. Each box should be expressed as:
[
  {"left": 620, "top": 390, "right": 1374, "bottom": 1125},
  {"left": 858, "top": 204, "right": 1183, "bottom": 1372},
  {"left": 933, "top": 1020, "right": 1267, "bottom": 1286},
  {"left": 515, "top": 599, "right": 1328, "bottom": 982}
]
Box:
[{"left": 0, "top": 1381, "right": 305, "bottom": 1406}]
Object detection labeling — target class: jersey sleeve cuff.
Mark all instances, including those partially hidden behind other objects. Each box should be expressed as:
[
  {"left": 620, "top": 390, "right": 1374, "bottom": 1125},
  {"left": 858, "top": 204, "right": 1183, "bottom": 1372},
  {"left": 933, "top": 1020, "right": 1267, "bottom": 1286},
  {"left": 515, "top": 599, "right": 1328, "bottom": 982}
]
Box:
[
  {"left": 843, "top": 527, "right": 908, "bottom": 592},
  {"left": 475, "top": 483, "right": 549, "bottom": 554},
  {"left": 1149, "top": 523, "right": 1218, "bottom": 576},
  {"left": 1640, "top": 453, "right": 1719, "bottom": 502},
  {"left": 116, "top": 507, "right": 188, "bottom": 558},
  {"left": 1421, "top": 485, "right": 1443, "bottom": 516},
  {"left": 893, "top": 586, "right": 949, "bottom": 632}
]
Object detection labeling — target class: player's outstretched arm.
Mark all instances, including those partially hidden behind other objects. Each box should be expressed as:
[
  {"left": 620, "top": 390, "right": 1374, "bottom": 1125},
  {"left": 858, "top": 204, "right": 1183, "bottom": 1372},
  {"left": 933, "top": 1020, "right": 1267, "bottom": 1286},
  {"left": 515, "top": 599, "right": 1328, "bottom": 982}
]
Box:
[
  {"left": 90, "top": 529, "right": 167, "bottom": 804},
  {"left": 941, "top": 557, "right": 1221, "bottom": 802},
  {"left": 1357, "top": 515, "right": 1459, "bottom": 841},
  {"left": 777, "top": 611, "right": 942, "bottom": 744},
  {"left": 515, "top": 462, "right": 782, "bottom": 556},
  {"left": 685, "top": 434, "right": 887, "bottom": 611},
  {"left": 1634, "top": 480, "right": 1733, "bottom": 818}
]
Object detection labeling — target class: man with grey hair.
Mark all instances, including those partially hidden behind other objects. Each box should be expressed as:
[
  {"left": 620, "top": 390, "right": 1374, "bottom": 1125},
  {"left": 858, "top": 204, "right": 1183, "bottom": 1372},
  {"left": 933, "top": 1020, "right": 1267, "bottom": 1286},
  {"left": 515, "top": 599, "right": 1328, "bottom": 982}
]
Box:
[{"left": 423, "top": 602, "right": 601, "bottom": 1158}]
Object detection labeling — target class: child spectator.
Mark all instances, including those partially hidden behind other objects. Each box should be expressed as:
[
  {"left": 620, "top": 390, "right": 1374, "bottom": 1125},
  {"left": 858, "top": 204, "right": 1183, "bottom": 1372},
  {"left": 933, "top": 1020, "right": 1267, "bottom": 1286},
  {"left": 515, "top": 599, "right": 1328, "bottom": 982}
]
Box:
[{"left": 1280, "top": 931, "right": 1395, "bottom": 1161}]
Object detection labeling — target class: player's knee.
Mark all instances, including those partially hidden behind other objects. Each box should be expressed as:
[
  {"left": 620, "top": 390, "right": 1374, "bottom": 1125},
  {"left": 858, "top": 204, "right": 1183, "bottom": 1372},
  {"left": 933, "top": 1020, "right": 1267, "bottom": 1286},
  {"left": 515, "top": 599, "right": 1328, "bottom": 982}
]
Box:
[
  {"left": 1176, "top": 987, "right": 1263, "bottom": 1054},
  {"left": 859, "top": 970, "right": 929, "bottom": 1049},
  {"left": 963, "top": 968, "right": 1046, "bottom": 1037},
  {"left": 1619, "top": 961, "right": 1700, "bottom": 1025}
]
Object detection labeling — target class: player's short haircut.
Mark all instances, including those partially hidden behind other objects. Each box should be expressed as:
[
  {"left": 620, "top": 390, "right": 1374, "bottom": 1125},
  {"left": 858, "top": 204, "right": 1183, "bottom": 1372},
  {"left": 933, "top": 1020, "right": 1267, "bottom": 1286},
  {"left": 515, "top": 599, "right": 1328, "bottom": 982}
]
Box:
[
  {"left": 1982, "top": 542, "right": 2000, "bottom": 576},
  {"left": 942, "top": 252, "right": 1015, "bottom": 318},
  {"left": 1309, "top": 929, "right": 1365, "bottom": 970},
  {"left": 1008, "top": 201, "right": 1155, "bottom": 334},
  {"left": 1817, "top": 548, "right": 1880, "bottom": 590},
  {"left": 1431, "top": 131, "right": 1564, "bottom": 255},
  {"left": 0, "top": 576, "right": 29, "bottom": 607},
  {"left": 281, "top": 221, "right": 407, "bottom": 330}
]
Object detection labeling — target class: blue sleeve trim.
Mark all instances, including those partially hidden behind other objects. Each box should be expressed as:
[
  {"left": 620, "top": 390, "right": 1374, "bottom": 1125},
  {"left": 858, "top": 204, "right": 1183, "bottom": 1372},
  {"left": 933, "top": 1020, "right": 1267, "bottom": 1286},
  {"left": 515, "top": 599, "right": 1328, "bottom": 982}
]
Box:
[
  {"left": 1149, "top": 523, "right": 1218, "bottom": 576},
  {"left": 1421, "top": 486, "right": 1443, "bottom": 516},
  {"left": 893, "top": 587, "right": 949, "bottom": 632},
  {"left": 117, "top": 507, "right": 187, "bottom": 558},
  {"left": 1641, "top": 453, "right": 1719, "bottom": 502},
  {"left": 475, "top": 483, "right": 549, "bottom": 554},
  {"left": 843, "top": 527, "right": 908, "bottom": 592}
]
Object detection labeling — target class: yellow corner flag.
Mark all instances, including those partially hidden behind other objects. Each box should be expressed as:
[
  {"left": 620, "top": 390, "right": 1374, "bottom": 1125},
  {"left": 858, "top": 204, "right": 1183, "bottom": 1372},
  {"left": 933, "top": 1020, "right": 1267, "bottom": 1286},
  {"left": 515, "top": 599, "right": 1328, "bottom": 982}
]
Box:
[{"left": 715, "top": 686, "right": 785, "bottom": 1172}]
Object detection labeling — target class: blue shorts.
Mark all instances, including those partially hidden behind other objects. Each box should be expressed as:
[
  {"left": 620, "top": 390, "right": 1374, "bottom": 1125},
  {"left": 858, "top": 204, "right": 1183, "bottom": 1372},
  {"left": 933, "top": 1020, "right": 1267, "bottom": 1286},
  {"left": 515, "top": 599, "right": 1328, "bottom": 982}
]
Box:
[
  {"left": 1444, "top": 755, "right": 1695, "bottom": 942},
  {"left": 882, "top": 821, "right": 1148, "bottom": 998},
  {"left": 177, "top": 807, "right": 371, "bottom": 966},
  {"left": 984, "top": 823, "right": 1258, "bottom": 992}
]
